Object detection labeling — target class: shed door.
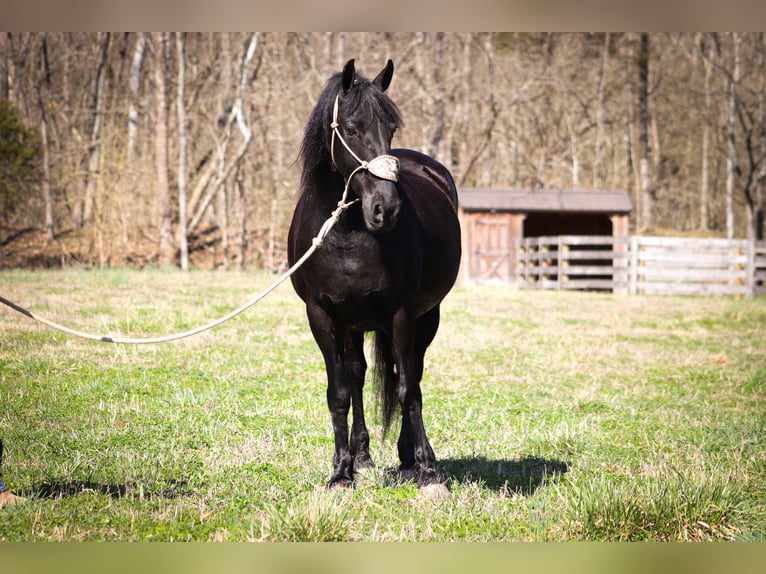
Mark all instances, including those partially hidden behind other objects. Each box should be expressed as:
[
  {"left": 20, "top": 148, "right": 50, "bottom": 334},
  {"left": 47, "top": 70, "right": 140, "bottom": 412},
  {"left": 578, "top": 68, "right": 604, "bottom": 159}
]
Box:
[{"left": 471, "top": 214, "right": 513, "bottom": 283}]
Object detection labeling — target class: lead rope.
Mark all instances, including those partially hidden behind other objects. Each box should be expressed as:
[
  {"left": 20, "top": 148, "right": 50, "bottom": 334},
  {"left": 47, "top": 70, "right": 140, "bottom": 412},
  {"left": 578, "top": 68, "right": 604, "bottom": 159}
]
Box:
[
  {"left": 0, "top": 93, "right": 400, "bottom": 345},
  {"left": 0, "top": 197, "right": 351, "bottom": 345}
]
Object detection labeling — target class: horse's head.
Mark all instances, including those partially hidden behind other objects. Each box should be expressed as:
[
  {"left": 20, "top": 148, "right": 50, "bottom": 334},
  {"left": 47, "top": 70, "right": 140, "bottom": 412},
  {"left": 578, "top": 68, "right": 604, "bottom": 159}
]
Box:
[{"left": 331, "top": 59, "right": 402, "bottom": 233}]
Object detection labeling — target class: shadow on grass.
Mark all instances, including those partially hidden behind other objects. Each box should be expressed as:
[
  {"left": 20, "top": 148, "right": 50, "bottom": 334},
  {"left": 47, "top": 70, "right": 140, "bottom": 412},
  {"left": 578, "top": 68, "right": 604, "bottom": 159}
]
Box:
[
  {"left": 33, "top": 478, "right": 194, "bottom": 500},
  {"left": 438, "top": 455, "right": 570, "bottom": 495}
]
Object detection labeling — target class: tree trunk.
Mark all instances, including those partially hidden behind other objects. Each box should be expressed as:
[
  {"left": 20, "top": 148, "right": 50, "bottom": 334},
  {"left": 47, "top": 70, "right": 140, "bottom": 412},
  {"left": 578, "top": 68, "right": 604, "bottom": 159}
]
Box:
[
  {"left": 235, "top": 166, "right": 246, "bottom": 271},
  {"left": 593, "top": 32, "right": 609, "bottom": 189},
  {"left": 127, "top": 32, "right": 146, "bottom": 163},
  {"left": 0, "top": 33, "right": 9, "bottom": 100},
  {"left": 153, "top": 32, "right": 174, "bottom": 267},
  {"left": 176, "top": 33, "right": 189, "bottom": 271},
  {"left": 40, "top": 113, "right": 54, "bottom": 242},
  {"left": 84, "top": 32, "right": 110, "bottom": 225},
  {"left": 638, "top": 33, "right": 652, "bottom": 231},
  {"left": 725, "top": 32, "right": 740, "bottom": 240},
  {"left": 564, "top": 90, "right": 580, "bottom": 189},
  {"left": 37, "top": 35, "right": 54, "bottom": 243},
  {"left": 428, "top": 32, "right": 447, "bottom": 161},
  {"left": 756, "top": 32, "right": 766, "bottom": 241},
  {"left": 699, "top": 33, "right": 712, "bottom": 231},
  {"left": 623, "top": 35, "right": 639, "bottom": 225}
]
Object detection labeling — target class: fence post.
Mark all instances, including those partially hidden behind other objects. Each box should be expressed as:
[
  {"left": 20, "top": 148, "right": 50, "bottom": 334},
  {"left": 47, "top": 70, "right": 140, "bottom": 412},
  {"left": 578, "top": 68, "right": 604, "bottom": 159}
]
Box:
[
  {"left": 613, "top": 236, "right": 629, "bottom": 295},
  {"left": 746, "top": 238, "right": 755, "bottom": 299},
  {"left": 558, "top": 237, "right": 566, "bottom": 290},
  {"left": 519, "top": 238, "right": 527, "bottom": 287},
  {"left": 629, "top": 236, "right": 639, "bottom": 295}
]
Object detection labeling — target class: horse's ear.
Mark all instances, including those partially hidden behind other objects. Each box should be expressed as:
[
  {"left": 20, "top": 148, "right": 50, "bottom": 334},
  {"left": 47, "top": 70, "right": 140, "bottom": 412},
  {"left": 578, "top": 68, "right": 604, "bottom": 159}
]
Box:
[
  {"left": 373, "top": 59, "right": 394, "bottom": 92},
  {"left": 342, "top": 59, "right": 356, "bottom": 93}
]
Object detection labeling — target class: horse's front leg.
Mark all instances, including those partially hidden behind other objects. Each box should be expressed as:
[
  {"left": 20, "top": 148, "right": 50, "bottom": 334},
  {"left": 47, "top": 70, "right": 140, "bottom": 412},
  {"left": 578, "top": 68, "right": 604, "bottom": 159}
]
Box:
[
  {"left": 306, "top": 303, "right": 353, "bottom": 489},
  {"left": 345, "top": 331, "right": 374, "bottom": 471}
]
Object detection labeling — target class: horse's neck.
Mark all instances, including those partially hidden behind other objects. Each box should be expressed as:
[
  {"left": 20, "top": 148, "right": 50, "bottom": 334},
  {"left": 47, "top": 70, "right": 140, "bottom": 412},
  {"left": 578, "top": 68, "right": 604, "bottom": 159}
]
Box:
[{"left": 307, "top": 166, "right": 347, "bottom": 211}]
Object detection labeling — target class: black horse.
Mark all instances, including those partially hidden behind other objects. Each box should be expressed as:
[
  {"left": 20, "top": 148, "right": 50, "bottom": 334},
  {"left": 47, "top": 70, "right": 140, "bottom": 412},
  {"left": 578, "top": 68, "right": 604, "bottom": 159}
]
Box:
[{"left": 288, "top": 59, "right": 461, "bottom": 494}]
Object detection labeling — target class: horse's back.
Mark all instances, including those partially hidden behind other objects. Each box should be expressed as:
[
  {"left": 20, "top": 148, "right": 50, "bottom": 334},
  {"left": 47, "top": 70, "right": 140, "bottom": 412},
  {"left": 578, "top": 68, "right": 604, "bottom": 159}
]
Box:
[{"left": 392, "top": 148, "right": 459, "bottom": 210}]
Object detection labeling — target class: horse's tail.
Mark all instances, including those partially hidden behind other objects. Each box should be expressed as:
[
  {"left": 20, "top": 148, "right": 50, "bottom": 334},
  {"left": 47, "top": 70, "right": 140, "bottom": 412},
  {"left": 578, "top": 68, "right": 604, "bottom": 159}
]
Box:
[{"left": 373, "top": 330, "right": 398, "bottom": 438}]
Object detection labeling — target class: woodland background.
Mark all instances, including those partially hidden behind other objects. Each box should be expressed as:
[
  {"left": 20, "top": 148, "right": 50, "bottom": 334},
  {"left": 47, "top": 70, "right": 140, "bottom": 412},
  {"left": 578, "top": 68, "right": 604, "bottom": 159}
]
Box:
[{"left": 1, "top": 32, "right": 765, "bottom": 270}]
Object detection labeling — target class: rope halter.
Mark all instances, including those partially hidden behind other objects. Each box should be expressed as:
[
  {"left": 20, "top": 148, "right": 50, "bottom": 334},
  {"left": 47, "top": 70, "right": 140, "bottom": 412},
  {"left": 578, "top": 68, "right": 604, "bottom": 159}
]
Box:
[{"left": 330, "top": 94, "right": 400, "bottom": 200}]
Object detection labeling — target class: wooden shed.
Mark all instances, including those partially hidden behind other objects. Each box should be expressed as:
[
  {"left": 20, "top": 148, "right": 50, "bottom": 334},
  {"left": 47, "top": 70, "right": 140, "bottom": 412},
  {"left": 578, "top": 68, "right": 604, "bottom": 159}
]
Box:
[{"left": 458, "top": 188, "right": 633, "bottom": 284}]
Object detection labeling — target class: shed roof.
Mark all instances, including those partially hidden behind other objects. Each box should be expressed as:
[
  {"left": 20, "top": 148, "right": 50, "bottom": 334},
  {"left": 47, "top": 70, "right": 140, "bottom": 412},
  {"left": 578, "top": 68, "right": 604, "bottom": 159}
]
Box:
[{"left": 458, "top": 188, "right": 633, "bottom": 214}]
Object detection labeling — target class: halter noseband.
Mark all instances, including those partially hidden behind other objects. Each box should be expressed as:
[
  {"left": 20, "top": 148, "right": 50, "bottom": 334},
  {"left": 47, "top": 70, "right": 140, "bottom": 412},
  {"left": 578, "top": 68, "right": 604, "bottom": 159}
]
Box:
[{"left": 330, "top": 94, "right": 400, "bottom": 189}]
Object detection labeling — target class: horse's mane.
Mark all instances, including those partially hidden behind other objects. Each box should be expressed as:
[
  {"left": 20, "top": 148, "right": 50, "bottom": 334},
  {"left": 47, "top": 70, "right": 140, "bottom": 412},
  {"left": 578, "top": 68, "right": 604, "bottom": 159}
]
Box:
[{"left": 299, "top": 70, "right": 403, "bottom": 190}]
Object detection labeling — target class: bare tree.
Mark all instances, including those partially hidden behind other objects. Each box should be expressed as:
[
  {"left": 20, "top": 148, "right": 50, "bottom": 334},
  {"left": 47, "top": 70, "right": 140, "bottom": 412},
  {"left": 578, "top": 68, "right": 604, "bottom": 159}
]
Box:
[
  {"left": 36, "top": 34, "right": 54, "bottom": 242},
  {"left": 176, "top": 33, "right": 189, "bottom": 270},
  {"left": 592, "top": 33, "right": 610, "bottom": 189},
  {"left": 733, "top": 33, "right": 766, "bottom": 241},
  {"left": 127, "top": 32, "right": 146, "bottom": 163},
  {"left": 74, "top": 32, "right": 110, "bottom": 228},
  {"left": 152, "top": 32, "right": 173, "bottom": 267},
  {"left": 724, "top": 33, "right": 740, "bottom": 239},
  {"left": 699, "top": 33, "right": 713, "bottom": 231},
  {"left": 638, "top": 33, "right": 653, "bottom": 231},
  {"left": 758, "top": 32, "right": 766, "bottom": 240},
  {"left": 187, "top": 33, "right": 259, "bottom": 237},
  {"left": 5, "top": 32, "right": 766, "bottom": 271},
  {"left": 0, "top": 33, "right": 9, "bottom": 101}
]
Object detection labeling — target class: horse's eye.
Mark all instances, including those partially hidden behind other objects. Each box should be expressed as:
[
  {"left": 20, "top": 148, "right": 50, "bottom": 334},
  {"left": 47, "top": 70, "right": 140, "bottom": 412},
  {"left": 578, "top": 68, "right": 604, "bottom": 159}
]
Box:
[{"left": 344, "top": 127, "right": 358, "bottom": 139}]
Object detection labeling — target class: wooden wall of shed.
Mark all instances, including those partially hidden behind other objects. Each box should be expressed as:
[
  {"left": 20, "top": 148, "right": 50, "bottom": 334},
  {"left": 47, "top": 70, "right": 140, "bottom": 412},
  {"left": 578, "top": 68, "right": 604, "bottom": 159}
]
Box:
[{"left": 459, "top": 210, "right": 525, "bottom": 284}]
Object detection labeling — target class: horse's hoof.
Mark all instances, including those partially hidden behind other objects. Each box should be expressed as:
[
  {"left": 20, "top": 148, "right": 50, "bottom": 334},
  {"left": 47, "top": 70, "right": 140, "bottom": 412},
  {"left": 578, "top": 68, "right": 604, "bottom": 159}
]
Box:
[
  {"left": 418, "top": 482, "right": 450, "bottom": 500},
  {"left": 326, "top": 478, "right": 353, "bottom": 491}
]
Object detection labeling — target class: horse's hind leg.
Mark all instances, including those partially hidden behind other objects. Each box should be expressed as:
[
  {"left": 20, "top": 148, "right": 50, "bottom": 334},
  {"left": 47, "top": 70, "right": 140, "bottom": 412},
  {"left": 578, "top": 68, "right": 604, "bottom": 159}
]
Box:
[
  {"left": 345, "top": 331, "right": 374, "bottom": 471},
  {"left": 394, "top": 305, "right": 442, "bottom": 487}
]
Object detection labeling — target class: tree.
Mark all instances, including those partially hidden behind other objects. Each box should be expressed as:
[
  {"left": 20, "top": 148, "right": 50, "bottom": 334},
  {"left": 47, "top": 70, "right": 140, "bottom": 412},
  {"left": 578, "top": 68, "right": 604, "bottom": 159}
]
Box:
[
  {"left": 176, "top": 32, "right": 189, "bottom": 270},
  {"left": 126, "top": 32, "right": 146, "bottom": 163},
  {"left": 757, "top": 32, "right": 766, "bottom": 240},
  {"left": 638, "top": 33, "right": 653, "bottom": 231},
  {"left": 724, "top": 32, "right": 740, "bottom": 239},
  {"left": 0, "top": 99, "right": 41, "bottom": 223},
  {"left": 593, "top": 32, "right": 610, "bottom": 189},
  {"left": 74, "top": 32, "right": 110, "bottom": 229},
  {"left": 152, "top": 32, "right": 173, "bottom": 267},
  {"left": 4, "top": 32, "right": 766, "bottom": 270},
  {"left": 36, "top": 33, "right": 54, "bottom": 242},
  {"left": 699, "top": 33, "right": 713, "bottom": 231}
]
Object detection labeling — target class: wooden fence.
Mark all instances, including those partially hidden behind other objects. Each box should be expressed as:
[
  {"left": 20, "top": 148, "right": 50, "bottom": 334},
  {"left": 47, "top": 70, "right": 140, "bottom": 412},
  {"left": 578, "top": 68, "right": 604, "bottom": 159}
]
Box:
[{"left": 518, "top": 235, "right": 766, "bottom": 297}]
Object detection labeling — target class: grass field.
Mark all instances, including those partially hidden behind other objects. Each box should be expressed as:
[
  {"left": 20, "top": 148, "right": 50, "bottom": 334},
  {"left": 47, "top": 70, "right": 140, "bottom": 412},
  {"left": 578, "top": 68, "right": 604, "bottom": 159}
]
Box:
[{"left": 0, "top": 268, "right": 764, "bottom": 541}]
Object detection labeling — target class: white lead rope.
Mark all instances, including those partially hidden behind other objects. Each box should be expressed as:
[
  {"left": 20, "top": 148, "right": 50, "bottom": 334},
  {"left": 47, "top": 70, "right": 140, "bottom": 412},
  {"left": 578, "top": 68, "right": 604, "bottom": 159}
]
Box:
[{"left": 0, "top": 197, "right": 356, "bottom": 345}]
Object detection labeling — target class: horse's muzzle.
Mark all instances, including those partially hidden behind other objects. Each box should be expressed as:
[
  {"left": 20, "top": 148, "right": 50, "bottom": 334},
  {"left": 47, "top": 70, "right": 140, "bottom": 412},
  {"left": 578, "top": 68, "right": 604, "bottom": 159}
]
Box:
[{"left": 364, "top": 186, "right": 401, "bottom": 233}]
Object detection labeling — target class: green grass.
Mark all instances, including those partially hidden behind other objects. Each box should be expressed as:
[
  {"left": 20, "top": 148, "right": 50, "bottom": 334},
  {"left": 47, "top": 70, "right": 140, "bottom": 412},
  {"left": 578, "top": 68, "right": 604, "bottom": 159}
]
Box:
[{"left": 1, "top": 269, "right": 764, "bottom": 541}]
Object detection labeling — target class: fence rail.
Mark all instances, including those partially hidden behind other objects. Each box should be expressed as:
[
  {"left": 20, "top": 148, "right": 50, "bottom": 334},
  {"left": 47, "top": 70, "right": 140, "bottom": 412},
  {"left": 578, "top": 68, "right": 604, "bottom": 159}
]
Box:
[{"left": 518, "top": 235, "right": 766, "bottom": 297}]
